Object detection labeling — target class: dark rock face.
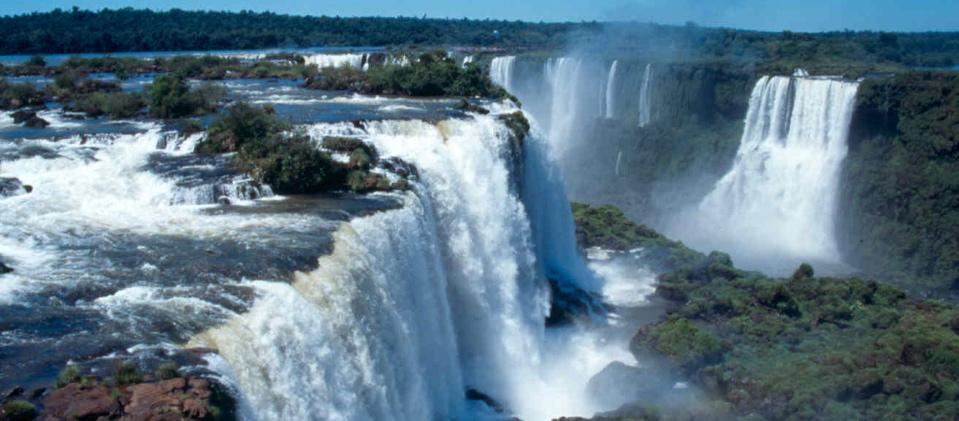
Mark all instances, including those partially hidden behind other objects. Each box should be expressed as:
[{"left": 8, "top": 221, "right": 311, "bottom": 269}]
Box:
[
  {"left": 11, "top": 110, "right": 37, "bottom": 124},
  {"left": 0, "top": 261, "right": 10, "bottom": 275},
  {"left": 23, "top": 116, "right": 49, "bottom": 128}
]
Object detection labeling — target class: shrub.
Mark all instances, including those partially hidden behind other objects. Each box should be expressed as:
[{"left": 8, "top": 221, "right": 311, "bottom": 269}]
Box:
[
  {"left": 75, "top": 92, "right": 143, "bottom": 118},
  {"left": 156, "top": 362, "right": 180, "bottom": 380},
  {"left": 114, "top": 361, "right": 142, "bottom": 386},
  {"left": 197, "top": 102, "right": 284, "bottom": 153},
  {"left": 56, "top": 365, "right": 81, "bottom": 388},
  {"left": 2, "top": 400, "right": 36, "bottom": 421},
  {"left": 147, "top": 74, "right": 223, "bottom": 119},
  {"left": 0, "top": 79, "right": 44, "bottom": 109}
]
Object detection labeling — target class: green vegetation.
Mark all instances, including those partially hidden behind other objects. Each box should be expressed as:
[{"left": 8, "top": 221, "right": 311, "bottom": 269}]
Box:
[
  {"left": 571, "top": 202, "right": 703, "bottom": 271},
  {"left": 0, "top": 79, "right": 44, "bottom": 110},
  {"left": 55, "top": 364, "right": 81, "bottom": 388},
  {"left": 156, "top": 362, "right": 181, "bottom": 380},
  {"left": 113, "top": 361, "right": 142, "bottom": 386},
  {"left": 574, "top": 203, "right": 959, "bottom": 420},
  {"left": 197, "top": 103, "right": 409, "bottom": 195},
  {"left": 0, "top": 8, "right": 579, "bottom": 54},
  {"left": 146, "top": 74, "right": 223, "bottom": 118},
  {"left": 304, "top": 51, "right": 510, "bottom": 98},
  {"left": 2, "top": 400, "right": 37, "bottom": 421},
  {"left": 74, "top": 91, "right": 144, "bottom": 118},
  {"left": 841, "top": 71, "right": 959, "bottom": 295}
]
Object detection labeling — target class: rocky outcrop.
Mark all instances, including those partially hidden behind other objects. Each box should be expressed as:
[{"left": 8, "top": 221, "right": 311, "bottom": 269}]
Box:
[{"left": 40, "top": 376, "right": 233, "bottom": 421}]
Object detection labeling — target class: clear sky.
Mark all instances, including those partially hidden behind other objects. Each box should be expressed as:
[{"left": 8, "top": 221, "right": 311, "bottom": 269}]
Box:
[{"left": 3, "top": 0, "right": 958, "bottom": 32}]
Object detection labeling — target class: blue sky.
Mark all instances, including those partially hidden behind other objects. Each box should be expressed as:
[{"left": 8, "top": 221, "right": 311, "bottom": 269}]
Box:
[{"left": 3, "top": 0, "right": 958, "bottom": 32}]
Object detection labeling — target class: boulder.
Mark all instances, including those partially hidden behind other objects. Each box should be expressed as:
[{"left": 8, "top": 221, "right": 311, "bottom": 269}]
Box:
[
  {"left": 23, "top": 116, "right": 49, "bottom": 128},
  {"left": 454, "top": 99, "right": 490, "bottom": 115},
  {"left": 10, "top": 110, "right": 36, "bottom": 124},
  {"left": 586, "top": 361, "right": 678, "bottom": 410},
  {"left": 0, "top": 261, "right": 13, "bottom": 274},
  {"left": 0, "top": 177, "right": 29, "bottom": 198}
]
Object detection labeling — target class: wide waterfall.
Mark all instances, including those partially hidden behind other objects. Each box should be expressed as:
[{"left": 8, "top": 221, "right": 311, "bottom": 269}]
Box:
[
  {"left": 490, "top": 56, "right": 517, "bottom": 95},
  {"left": 605, "top": 60, "right": 619, "bottom": 119},
  {"left": 689, "top": 74, "right": 860, "bottom": 269},
  {"left": 193, "top": 112, "right": 619, "bottom": 420},
  {"left": 304, "top": 53, "right": 369, "bottom": 69}
]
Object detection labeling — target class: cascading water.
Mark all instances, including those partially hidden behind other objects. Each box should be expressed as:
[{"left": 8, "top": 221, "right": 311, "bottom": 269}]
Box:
[
  {"left": 545, "top": 57, "right": 584, "bottom": 159},
  {"left": 690, "top": 73, "right": 860, "bottom": 268},
  {"left": 490, "top": 56, "right": 516, "bottom": 94},
  {"left": 638, "top": 64, "right": 653, "bottom": 127},
  {"left": 192, "top": 110, "right": 632, "bottom": 421},
  {"left": 605, "top": 60, "right": 619, "bottom": 119},
  {"left": 304, "top": 53, "right": 368, "bottom": 69}
]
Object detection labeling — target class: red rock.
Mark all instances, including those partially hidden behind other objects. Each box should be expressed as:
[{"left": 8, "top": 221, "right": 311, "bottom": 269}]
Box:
[{"left": 41, "top": 383, "right": 119, "bottom": 420}]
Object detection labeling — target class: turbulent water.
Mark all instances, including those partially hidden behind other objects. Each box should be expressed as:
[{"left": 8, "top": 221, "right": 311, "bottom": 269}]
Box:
[{"left": 687, "top": 74, "right": 860, "bottom": 269}]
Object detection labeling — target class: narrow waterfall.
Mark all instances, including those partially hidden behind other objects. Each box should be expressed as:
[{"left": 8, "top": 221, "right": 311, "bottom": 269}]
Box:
[
  {"left": 694, "top": 74, "right": 860, "bottom": 264},
  {"left": 637, "top": 63, "right": 653, "bottom": 127},
  {"left": 605, "top": 60, "right": 619, "bottom": 119},
  {"left": 193, "top": 113, "right": 614, "bottom": 420},
  {"left": 490, "top": 56, "right": 517, "bottom": 94}
]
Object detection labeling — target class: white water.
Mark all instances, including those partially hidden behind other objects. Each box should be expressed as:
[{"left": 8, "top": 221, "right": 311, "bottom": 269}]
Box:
[
  {"left": 304, "top": 53, "right": 368, "bottom": 69},
  {"left": 489, "top": 56, "right": 516, "bottom": 94},
  {"left": 690, "top": 74, "right": 860, "bottom": 265},
  {"left": 545, "top": 57, "right": 584, "bottom": 159},
  {"left": 638, "top": 64, "right": 653, "bottom": 127},
  {"left": 192, "top": 112, "right": 636, "bottom": 420},
  {"left": 605, "top": 60, "right": 619, "bottom": 119}
]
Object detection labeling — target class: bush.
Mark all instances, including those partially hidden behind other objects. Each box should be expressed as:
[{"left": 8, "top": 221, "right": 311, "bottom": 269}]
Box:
[
  {"left": 56, "top": 365, "right": 81, "bottom": 388},
  {"left": 156, "top": 362, "right": 180, "bottom": 380},
  {"left": 2, "top": 400, "right": 36, "bottom": 421},
  {"left": 0, "top": 79, "right": 44, "bottom": 109},
  {"left": 75, "top": 92, "right": 143, "bottom": 118},
  {"left": 633, "top": 316, "right": 725, "bottom": 372},
  {"left": 114, "top": 361, "right": 142, "bottom": 386},
  {"left": 197, "top": 102, "right": 284, "bottom": 153},
  {"left": 146, "top": 73, "right": 223, "bottom": 118}
]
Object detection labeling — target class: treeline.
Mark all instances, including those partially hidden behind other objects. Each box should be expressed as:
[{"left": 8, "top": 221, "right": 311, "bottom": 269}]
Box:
[
  {"left": 578, "top": 22, "right": 959, "bottom": 69},
  {"left": 0, "top": 8, "right": 584, "bottom": 54}
]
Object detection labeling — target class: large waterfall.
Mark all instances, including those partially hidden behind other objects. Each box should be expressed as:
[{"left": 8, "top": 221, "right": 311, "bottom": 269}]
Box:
[
  {"left": 692, "top": 74, "right": 860, "bottom": 267},
  {"left": 194, "top": 112, "right": 616, "bottom": 420}
]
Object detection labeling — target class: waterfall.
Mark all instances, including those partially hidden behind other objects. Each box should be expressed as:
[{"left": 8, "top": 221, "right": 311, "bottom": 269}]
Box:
[
  {"left": 637, "top": 63, "right": 653, "bottom": 127},
  {"left": 490, "top": 56, "right": 516, "bottom": 93},
  {"left": 194, "top": 112, "right": 621, "bottom": 420},
  {"left": 545, "top": 57, "right": 584, "bottom": 158},
  {"left": 694, "top": 73, "right": 860, "bottom": 264},
  {"left": 605, "top": 60, "right": 619, "bottom": 119},
  {"left": 304, "top": 53, "right": 368, "bottom": 69}
]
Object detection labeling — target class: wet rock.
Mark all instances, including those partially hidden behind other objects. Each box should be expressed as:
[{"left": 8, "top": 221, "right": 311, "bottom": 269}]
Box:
[
  {"left": 11, "top": 110, "right": 36, "bottom": 124},
  {"left": 0, "top": 177, "right": 29, "bottom": 198},
  {"left": 2, "top": 385, "right": 24, "bottom": 399},
  {"left": 454, "top": 99, "right": 490, "bottom": 114},
  {"left": 545, "top": 278, "right": 606, "bottom": 327},
  {"left": 586, "top": 361, "right": 678, "bottom": 410},
  {"left": 465, "top": 388, "right": 507, "bottom": 414},
  {"left": 41, "top": 383, "right": 120, "bottom": 420},
  {"left": 0, "top": 261, "right": 12, "bottom": 274},
  {"left": 23, "top": 116, "right": 49, "bottom": 128}
]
